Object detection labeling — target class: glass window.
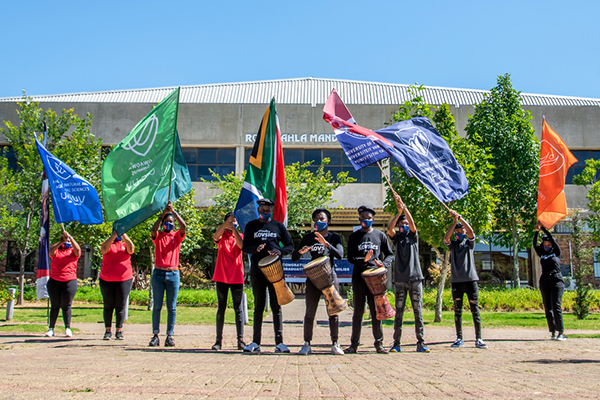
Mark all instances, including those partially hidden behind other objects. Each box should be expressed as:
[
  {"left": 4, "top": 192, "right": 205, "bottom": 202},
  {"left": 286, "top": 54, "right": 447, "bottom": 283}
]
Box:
[
  {"left": 188, "top": 148, "right": 235, "bottom": 181},
  {"left": 183, "top": 148, "right": 197, "bottom": 164},
  {"left": 218, "top": 149, "right": 235, "bottom": 164},
  {"left": 361, "top": 165, "right": 382, "bottom": 183},
  {"left": 197, "top": 149, "right": 217, "bottom": 165},
  {"left": 304, "top": 149, "right": 322, "bottom": 165},
  {"left": 323, "top": 149, "right": 342, "bottom": 166},
  {"left": 284, "top": 149, "right": 303, "bottom": 164}
]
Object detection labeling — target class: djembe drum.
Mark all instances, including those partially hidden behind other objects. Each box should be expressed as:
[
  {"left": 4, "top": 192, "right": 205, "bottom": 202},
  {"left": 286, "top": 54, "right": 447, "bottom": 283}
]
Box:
[
  {"left": 258, "top": 255, "right": 295, "bottom": 305},
  {"left": 361, "top": 267, "right": 395, "bottom": 320},
  {"left": 303, "top": 256, "right": 348, "bottom": 316}
]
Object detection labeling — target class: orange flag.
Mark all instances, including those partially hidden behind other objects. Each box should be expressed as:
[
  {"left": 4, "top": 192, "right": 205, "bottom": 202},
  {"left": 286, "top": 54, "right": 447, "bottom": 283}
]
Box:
[{"left": 537, "top": 119, "right": 578, "bottom": 229}]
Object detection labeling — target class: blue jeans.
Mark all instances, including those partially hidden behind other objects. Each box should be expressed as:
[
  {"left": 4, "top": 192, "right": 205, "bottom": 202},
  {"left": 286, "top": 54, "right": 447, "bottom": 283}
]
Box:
[{"left": 151, "top": 269, "right": 180, "bottom": 336}]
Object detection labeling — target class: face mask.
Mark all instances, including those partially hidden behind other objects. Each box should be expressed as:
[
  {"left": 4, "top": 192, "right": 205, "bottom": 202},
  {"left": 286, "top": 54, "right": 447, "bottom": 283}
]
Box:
[
  {"left": 360, "top": 219, "right": 373, "bottom": 229},
  {"left": 63, "top": 243, "right": 72, "bottom": 249},
  {"left": 544, "top": 246, "right": 552, "bottom": 252},
  {"left": 259, "top": 213, "right": 271, "bottom": 221},
  {"left": 233, "top": 223, "right": 239, "bottom": 230},
  {"left": 455, "top": 233, "right": 466, "bottom": 241},
  {"left": 163, "top": 222, "right": 174, "bottom": 232},
  {"left": 114, "top": 235, "right": 123, "bottom": 242},
  {"left": 315, "top": 221, "right": 328, "bottom": 232},
  {"left": 400, "top": 224, "right": 410, "bottom": 234}
]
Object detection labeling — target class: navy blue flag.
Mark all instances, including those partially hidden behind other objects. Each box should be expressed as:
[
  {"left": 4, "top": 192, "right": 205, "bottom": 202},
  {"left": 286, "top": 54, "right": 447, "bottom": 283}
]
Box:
[
  {"left": 35, "top": 138, "right": 103, "bottom": 224},
  {"left": 36, "top": 126, "right": 50, "bottom": 300}
]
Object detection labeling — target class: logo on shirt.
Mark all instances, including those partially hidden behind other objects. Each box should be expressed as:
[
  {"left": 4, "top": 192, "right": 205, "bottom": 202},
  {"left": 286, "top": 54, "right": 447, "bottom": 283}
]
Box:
[
  {"left": 358, "top": 242, "right": 379, "bottom": 252},
  {"left": 312, "top": 243, "right": 326, "bottom": 255},
  {"left": 254, "top": 230, "right": 278, "bottom": 240}
]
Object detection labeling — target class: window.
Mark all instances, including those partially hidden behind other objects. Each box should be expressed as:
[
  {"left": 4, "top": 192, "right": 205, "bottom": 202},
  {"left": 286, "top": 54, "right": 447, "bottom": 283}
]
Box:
[
  {"left": 5, "top": 241, "right": 36, "bottom": 273},
  {"left": 565, "top": 150, "right": 600, "bottom": 184},
  {"left": 184, "top": 148, "right": 236, "bottom": 181},
  {"left": 245, "top": 148, "right": 381, "bottom": 183}
]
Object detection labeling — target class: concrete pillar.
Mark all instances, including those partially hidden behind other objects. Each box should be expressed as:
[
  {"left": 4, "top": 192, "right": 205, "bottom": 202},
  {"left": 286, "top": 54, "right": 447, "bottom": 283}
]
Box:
[
  {"left": 6, "top": 288, "right": 16, "bottom": 320},
  {"left": 83, "top": 246, "right": 92, "bottom": 280}
]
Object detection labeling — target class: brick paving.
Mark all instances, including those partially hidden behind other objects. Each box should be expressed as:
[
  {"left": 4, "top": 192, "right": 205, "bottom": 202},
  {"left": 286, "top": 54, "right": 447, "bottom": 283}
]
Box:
[{"left": 1, "top": 297, "right": 600, "bottom": 399}]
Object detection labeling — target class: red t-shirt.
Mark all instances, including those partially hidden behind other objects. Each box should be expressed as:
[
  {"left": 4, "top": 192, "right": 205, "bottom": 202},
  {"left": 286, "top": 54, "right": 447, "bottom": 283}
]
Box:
[
  {"left": 213, "top": 230, "right": 244, "bottom": 284},
  {"left": 153, "top": 230, "right": 185, "bottom": 270},
  {"left": 100, "top": 241, "right": 133, "bottom": 282},
  {"left": 50, "top": 247, "right": 79, "bottom": 282}
]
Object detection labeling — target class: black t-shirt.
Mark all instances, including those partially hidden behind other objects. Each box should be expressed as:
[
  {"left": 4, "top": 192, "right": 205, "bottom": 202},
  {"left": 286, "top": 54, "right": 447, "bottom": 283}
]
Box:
[
  {"left": 242, "top": 219, "right": 294, "bottom": 273},
  {"left": 533, "top": 227, "right": 564, "bottom": 282},
  {"left": 393, "top": 230, "right": 423, "bottom": 283},
  {"left": 347, "top": 228, "right": 394, "bottom": 278},
  {"left": 446, "top": 238, "right": 478, "bottom": 283},
  {"left": 291, "top": 231, "right": 344, "bottom": 264}
]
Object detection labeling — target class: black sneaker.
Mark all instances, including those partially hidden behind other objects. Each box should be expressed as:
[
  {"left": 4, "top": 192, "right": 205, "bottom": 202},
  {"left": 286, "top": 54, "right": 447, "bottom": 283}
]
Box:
[
  {"left": 237, "top": 340, "right": 247, "bottom": 350},
  {"left": 211, "top": 342, "right": 221, "bottom": 350},
  {"left": 344, "top": 345, "right": 358, "bottom": 354},
  {"left": 149, "top": 334, "right": 160, "bottom": 347},
  {"left": 115, "top": 331, "right": 124, "bottom": 340},
  {"left": 375, "top": 344, "right": 389, "bottom": 354},
  {"left": 103, "top": 331, "right": 111, "bottom": 340},
  {"left": 164, "top": 335, "right": 175, "bottom": 347}
]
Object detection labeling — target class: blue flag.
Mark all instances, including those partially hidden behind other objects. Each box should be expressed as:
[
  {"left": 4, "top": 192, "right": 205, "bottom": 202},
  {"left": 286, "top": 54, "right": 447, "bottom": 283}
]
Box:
[
  {"left": 35, "top": 138, "right": 103, "bottom": 225},
  {"left": 112, "top": 133, "right": 192, "bottom": 234}
]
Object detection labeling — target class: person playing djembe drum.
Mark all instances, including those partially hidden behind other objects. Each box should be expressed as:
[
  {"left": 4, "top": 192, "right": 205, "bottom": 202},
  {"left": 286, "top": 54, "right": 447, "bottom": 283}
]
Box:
[
  {"left": 292, "top": 208, "right": 345, "bottom": 355},
  {"left": 242, "top": 198, "right": 294, "bottom": 354},
  {"left": 346, "top": 205, "right": 394, "bottom": 354}
]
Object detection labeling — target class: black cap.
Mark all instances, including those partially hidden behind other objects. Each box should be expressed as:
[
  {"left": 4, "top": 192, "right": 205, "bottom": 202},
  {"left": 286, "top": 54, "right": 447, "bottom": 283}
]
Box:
[
  {"left": 455, "top": 222, "right": 464, "bottom": 229},
  {"left": 312, "top": 208, "right": 332, "bottom": 222},
  {"left": 357, "top": 205, "right": 376, "bottom": 216},
  {"left": 257, "top": 198, "right": 275, "bottom": 206}
]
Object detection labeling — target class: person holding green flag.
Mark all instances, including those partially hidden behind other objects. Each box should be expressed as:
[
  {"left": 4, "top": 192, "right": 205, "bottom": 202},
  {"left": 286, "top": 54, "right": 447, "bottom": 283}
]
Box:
[{"left": 148, "top": 202, "right": 186, "bottom": 347}]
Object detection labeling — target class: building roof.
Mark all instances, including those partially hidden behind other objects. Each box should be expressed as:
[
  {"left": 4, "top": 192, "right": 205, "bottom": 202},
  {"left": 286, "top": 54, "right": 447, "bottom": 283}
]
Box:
[{"left": 2, "top": 77, "right": 600, "bottom": 107}]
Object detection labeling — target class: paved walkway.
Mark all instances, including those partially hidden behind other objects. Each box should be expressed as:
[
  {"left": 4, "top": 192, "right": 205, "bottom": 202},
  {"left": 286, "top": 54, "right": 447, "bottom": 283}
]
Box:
[{"left": 1, "top": 297, "right": 600, "bottom": 399}]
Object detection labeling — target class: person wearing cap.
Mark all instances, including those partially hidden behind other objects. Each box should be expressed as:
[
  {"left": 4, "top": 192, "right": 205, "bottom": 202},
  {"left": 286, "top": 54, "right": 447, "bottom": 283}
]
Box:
[
  {"left": 444, "top": 209, "right": 487, "bottom": 349},
  {"left": 99, "top": 231, "right": 135, "bottom": 340},
  {"left": 148, "top": 201, "right": 186, "bottom": 348},
  {"left": 211, "top": 212, "right": 246, "bottom": 351},
  {"left": 345, "top": 205, "right": 394, "bottom": 354},
  {"left": 292, "top": 208, "right": 344, "bottom": 355},
  {"left": 534, "top": 220, "right": 566, "bottom": 341},
  {"left": 242, "top": 198, "right": 294, "bottom": 354},
  {"left": 387, "top": 193, "right": 429, "bottom": 353}
]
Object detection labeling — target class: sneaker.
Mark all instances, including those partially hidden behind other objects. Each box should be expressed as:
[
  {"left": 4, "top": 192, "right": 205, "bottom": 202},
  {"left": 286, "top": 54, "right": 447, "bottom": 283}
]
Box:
[
  {"left": 243, "top": 342, "right": 261, "bottom": 353},
  {"left": 550, "top": 331, "right": 558, "bottom": 340},
  {"left": 344, "top": 345, "right": 358, "bottom": 354},
  {"left": 164, "top": 335, "right": 175, "bottom": 347},
  {"left": 298, "top": 342, "right": 311, "bottom": 355},
  {"left": 211, "top": 342, "right": 222, "bottom": 351},
  {"left": 45, "top": 328, "right": 54, "bottom": 337},
  {"left": 390, "top": 344, "right": 401, "bottom": 353},
  {"left": 375, "top": 344, "right": 388, "bottom": 354},
  {"left": 65, "top": 328, "right": 73, "bottom": 338},
  {"left": 149, "top": 334, "right": 160, "bottom": 347},
  {"left": 115, "top": 331, "right": 124, "bottom": 340},
  {"left": 331, "top": 342, "right": 344, "bottom": 355},
  {"left": 556, "top": 332, "right": 567, "bottom": 341},
  {"left": 451, "top": 338, "right": 464, "bottom": 348},
  {"left": 416, "top": 345, "right": 431, "bottom": 353},
  {"left": 237, "top": 340, "right": 247, "bottom": 350},
  {"left": 103, "top": 331, "right": 111, "bottom": 340},
  {"left": 475, "top": 338, "right": 488, "bottom": 349},
  {"left": 275, "top": 343, "right": 290, "bottom": 353}
]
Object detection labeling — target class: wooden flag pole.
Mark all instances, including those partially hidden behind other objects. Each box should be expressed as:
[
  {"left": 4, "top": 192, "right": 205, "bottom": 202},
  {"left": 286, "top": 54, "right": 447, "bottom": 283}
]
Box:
[{"left": 376, "top": 161, "right": 402, "bottom": 201}]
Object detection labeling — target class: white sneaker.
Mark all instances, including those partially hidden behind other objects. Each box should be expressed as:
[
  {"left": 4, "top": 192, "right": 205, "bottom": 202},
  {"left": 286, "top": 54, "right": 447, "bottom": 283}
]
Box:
[
  {"left": 65, "top": 328, "right": 73, "bottom": 338},
  {"left": 299, "top": 342, "right": 311, "bottom": 355},
  {"left": 275, "top": 343, "right": 290, "bottom": 353},
  {"left": 475, "top": 338, "right": 488, "bottom": 349},
  {"left": 331, "top": 342, "right": 344, "bottom": 355},
  {"left": 45, "top": 328, "right": 54, "bottom": 337},
  {"left": 243, "top": 342, "right": 261, "bottom": 353},
  {"left": 556, "top": 333, "right": 567, "bottom": 341}
]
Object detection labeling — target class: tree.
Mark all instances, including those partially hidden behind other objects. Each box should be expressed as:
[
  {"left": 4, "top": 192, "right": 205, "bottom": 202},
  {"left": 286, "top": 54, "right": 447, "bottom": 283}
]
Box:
[
  {"left": 384, "top": 86, "right": 497, "bottom": 322},
  {"left": 0, "top": 94, "right": 109, "bottom": 304},
  {"left": 573, "top": 158, "right": 600, "bottom": 241},
  {"left": 465, "top": 74, "right": 540, "bottom": 287}
]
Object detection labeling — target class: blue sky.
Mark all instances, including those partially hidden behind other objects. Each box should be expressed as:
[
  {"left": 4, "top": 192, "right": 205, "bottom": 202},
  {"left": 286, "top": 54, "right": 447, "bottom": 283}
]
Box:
[{"left": 1, "top": 0, "right": 599, "bottom": 98}]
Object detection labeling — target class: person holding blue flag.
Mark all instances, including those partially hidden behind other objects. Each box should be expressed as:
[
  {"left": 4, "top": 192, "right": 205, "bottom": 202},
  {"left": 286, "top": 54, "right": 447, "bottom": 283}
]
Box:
[{"left": 45, "top": 230, "right": 81, "bottom": 338}]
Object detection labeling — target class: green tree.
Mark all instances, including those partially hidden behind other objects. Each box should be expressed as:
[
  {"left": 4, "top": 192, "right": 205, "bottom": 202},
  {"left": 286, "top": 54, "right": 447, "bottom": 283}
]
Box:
[
  {"left": 0, "top": 94, "right": 110, "bottom": 304},
  {"left": 573, "top": 158, "right": 600, "bottom": 241},
  {"left": 465, "top": 74, "right": 540, "bottom": 287},
  {"left": 385, "top": 86, "right": 497, "bottom": 322}
]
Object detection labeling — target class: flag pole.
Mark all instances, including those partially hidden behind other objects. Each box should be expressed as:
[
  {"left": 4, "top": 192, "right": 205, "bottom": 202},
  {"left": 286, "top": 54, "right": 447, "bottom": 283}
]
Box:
[
  {"left": 376, "top": 161, "right": 402, "bottom": 201},
  {"left": 408, "top": 169, "right": 453, "bottom": 213},
  {"left": 167, "top": 87, "right": 181, "bottom": 203}
]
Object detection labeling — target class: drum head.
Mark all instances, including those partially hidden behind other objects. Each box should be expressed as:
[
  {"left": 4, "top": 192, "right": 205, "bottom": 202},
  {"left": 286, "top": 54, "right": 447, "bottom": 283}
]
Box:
[
  {"left": 258, "top": 254, "right": 280, "bottom": 267},
  {"left": 304, "top": 256, "right": 329, "bottom": 270},
  {"left": 361, "top": 266, "right": 387, "bottom": 277}
]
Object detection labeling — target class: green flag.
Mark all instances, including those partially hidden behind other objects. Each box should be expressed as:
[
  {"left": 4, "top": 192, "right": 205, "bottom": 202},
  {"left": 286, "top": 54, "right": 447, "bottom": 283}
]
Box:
[{"left": 102, "top": 88, "right": 180, "bottom": 221}]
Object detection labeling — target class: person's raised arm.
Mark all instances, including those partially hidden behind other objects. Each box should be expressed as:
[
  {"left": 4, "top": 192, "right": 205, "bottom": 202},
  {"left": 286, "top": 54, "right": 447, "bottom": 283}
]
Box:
[
  {"left": 122, "top": 233, "right": 135, "bottom": 254},
  {"left": 458, "top": 215, "right": 475, "bottom": 239},
  {"left": 101, "top": 231, "right": 118, "bottom": 255},
  {"left": 444, "top": 210, "right": 459, "bottom": 245},
  {"left": 68, "top": 233, "right": 82, "bottom": 258},
  {"left": 152, "top": 206, "right": 169, "bottom": 240},
  {"left": 171, "top": 204, "right": 186, "bottom": 238}
]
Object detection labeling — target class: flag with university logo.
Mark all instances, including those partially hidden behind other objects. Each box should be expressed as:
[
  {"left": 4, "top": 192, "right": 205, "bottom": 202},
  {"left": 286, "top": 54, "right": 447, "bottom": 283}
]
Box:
[
  {"left": 102, "top": 88, "right": 180, "bottom": 222},
  {"left": 35, "top": 138, "right": 103, "bottom": 225},
  {"left": 537, "top": 119, "right": 577, "bottom": 229},
  {"left": 234, "top": 98, "right": 287, "bottom": 231}
]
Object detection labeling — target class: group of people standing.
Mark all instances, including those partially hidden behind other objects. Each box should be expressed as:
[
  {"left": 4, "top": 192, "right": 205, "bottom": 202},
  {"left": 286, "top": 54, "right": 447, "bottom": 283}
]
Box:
[{"left": 44, "top": 197, "right": 566, "bottom": 352}]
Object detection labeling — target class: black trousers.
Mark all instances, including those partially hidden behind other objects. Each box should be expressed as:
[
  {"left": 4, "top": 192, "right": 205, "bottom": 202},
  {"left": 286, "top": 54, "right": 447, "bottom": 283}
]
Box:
[
  {"left": 251, "top": 271, "right": 283, "bottom": 345},
  {"left": 393, "top": 280, "right": 425, "bottom": 346},
  {"left": 303, "top": 277, "right": 340, "bottom": 343},
  {"left": 47, "top": 278, "right": 78, "bottom": 329},
  {"left": 350, "top": 275, "right": 383, "bottom": 348},
  {"left": 451, "top": 281, "right": 482, "bottom": 340},
  {"left": 99, "top": 278, "right": 133, "bottom": 329},
  {"left": 539, "top": 276, "right": 565, "bottom": 333},
  {"left": 215, "top": 282, "right": 245, "bottom": 342}
]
